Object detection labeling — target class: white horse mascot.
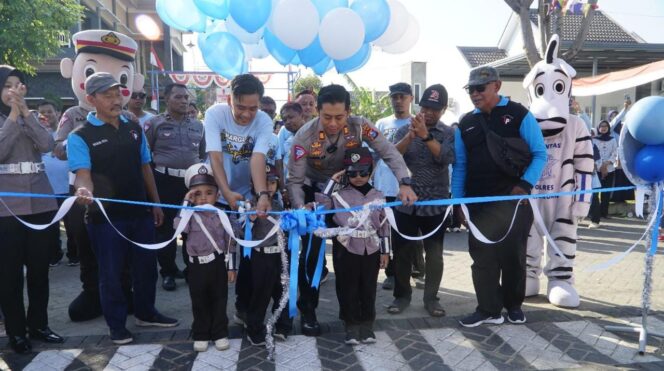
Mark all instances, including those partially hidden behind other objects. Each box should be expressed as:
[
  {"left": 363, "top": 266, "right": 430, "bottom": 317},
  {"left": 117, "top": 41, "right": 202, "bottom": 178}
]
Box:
[{"left": 522, "top": 35, "right": 594, "bottom": 308}]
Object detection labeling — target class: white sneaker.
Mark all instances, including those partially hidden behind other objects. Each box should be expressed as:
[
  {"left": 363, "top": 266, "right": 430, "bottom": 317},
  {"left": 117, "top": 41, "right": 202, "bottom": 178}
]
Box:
[
  {"left": 215, "top": 337, "right": 230, "bottom": 351},
  {"left": 193, "top": 341, "right": 208, "bottom": 352},
  {"left": 588, "top": 223, "right": 600, "bottom": 229}
]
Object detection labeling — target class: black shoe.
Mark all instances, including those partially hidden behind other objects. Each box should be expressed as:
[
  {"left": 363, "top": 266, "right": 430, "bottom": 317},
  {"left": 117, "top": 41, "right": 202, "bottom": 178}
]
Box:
[
  {"left": 68, "top": 290, "right": 102, "bottom": 322},
  {"left": 135, "top": 312, "right": 179, "bottom": 328},
  {"left": 382, "top": 276, "right": 394, "bottom": 290},
  {"left": 301, "top": 313, "right": 321, "bottom": 337},
  {"left": 8, "top": 336, "right": 32, "bottom": 354},
  {"left": 344, "top": 326, "right": 360, "bottom": 345},
  {"left": 29, "top": 327, "right": 64, "bottom": 343},
  {"left": 234, "top": 311, "right": 247, "bottom": 326},
  {"left": 359, "top": 323, "right": 376, "bottom": 344},
  {"left": 174, "top": 270, "right": 185, "bottom": 279},
  {"left": 506, "top": 308, "right": 526, "bottom": 324},
  {"left": 459, "top": 311, "right": 504, "bottom": 328},
  {"left": 320, "top": 268, "right": 330, "bottom": 284},
  {"left": 274, "top": 327, "right": 289, "bottom": 341},
  {"left": 162, "top": 276, "right": 176, "bottom": 291},
  {"left": 67, "top": 258, "right": 80, "bottom": 266},
  {"left": 110, "top": 328, "right": 133, "bottom": 345},
  {"left": 247, "top": 330, "right": 266, "bottom": 346}
]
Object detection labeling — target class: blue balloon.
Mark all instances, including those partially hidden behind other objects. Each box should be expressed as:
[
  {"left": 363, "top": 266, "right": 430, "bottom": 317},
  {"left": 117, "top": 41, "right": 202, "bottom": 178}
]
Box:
[
  {"left": 634, "top": 145, "right": 664, "bottom": 183},
  {"left": 290, "top": 54, "right": 302, "bottom": 66},
  {"left": 625, "top": 96, "right": 664, "bottom": 145},
  {"left": 264, "top": 30, "right": 296, "bottom": 65},
  {"left": 351, "top": 0, "right": 390, "bottom": 42},
  {"left": 194, "top": 0, "right": 230, "bottom": 19},
  {"left": 312, "top": 0, "right": 348, "bottom": 18},
  {"left": 298, "top": 37, "right": 326, "bottom": 67},
  {"left": 157, "top": 0, "right": 207, "bottom": 32},
  {"left": 202, "top": 32, "right": 245, "bottom": 79},
  {"left": 229, "top": 0, "right": 271, "bottom": 33},
  {"left": 312, "top": 57, "right": 333, "bottom": 76},
  {"left": 334, "top": 44, "right": 372, "bottom": 74}
]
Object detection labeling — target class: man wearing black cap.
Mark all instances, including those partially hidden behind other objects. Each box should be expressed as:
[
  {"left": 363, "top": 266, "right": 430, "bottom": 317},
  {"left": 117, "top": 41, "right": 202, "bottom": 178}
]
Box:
[
  {"left": 452, "top": 66, "right": 546, "bottom": 327},
  {"left": 374, "top": 82, "right": 424, "bottom": 290},
  {"left": 389, "top": 84, "right": 455, "bottom": 317},
  {"left": 69, "top": 72, "right": 179, "bottom": 344}
]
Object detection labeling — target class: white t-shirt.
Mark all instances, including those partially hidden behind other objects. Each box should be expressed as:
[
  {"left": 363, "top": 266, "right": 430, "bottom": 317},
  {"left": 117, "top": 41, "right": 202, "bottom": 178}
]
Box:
[
  {"left": 138, "top": 112, "right": 155, "bottom": 130},
  {"left": 373, "top": 115, "right": 411, "bottom": 197},
  {"left": 204, "top": 104, "right": 274, "bottom": 202},
  {"left": 266, "top": 133, "right": 281, "bottom": 166}
]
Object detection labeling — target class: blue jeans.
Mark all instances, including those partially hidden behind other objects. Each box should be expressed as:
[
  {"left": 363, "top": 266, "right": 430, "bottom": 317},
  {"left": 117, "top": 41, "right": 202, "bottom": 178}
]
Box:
[{"left": 87, "top": 216, "right": 157, "bottom": 331}]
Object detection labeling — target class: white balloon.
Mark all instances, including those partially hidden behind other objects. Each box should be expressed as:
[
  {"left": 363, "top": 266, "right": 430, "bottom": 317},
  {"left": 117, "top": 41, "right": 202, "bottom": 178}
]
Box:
[
  {"left": 266, "top": 0, "right": 285, "bottom": 33},
  {"left": 244, "top": 39, "right": 270, "bottom": 60},
  {"left": 373, "top": 0, "right": 408, "bottom": 47},
  {"left": 226, "top": 16, "right": 264, "bottom": 44},
  {"left": 272, "top": 0, "right": 320, "bottom": 50},
  {"left": 319, "top": 8, "right": 365, "bottom": 60},
  {"left": 381, "top": 13, "right": 420, "bottom": 54}
]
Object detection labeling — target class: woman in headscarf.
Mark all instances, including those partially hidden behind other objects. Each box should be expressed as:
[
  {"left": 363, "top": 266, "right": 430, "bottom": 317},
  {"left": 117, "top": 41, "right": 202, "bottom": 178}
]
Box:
[
  {"left": 0, "top": 65, "right": 63, "bottom": 353},
  {"left": 588, "top": 120, "right": 618, "bottom": 228}
]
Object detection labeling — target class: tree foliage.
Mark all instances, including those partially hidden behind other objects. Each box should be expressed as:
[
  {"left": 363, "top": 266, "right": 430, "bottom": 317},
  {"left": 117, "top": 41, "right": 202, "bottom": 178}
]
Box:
[
  {"left": 343, "top": 75, "right": 390, "bottom": 124},
  {"left": 503, "top": 0, "right": 597, "bottom": 67},
  {"left": 0, "top": 0, "right": 83, "bottom": 74},
  {"left": 293, "top": 74, "right": 322, "bottom": 96}
]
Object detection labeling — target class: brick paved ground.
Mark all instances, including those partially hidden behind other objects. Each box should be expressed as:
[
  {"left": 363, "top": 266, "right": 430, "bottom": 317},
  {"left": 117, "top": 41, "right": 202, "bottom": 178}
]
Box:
[{"left": 1, "top": 215, "right": 664, "bottom": 370}]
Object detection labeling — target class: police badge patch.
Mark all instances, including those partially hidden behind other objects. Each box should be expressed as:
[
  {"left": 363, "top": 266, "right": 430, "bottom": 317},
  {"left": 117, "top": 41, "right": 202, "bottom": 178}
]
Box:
[{"left": 293, "top": 145, "right": 307, "bottom": 160}]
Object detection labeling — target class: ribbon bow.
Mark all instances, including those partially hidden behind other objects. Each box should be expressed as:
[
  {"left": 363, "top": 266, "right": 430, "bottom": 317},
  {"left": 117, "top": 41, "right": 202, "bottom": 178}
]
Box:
[{"left": 280, "top": 207, "right": 326, "bottom": 317}]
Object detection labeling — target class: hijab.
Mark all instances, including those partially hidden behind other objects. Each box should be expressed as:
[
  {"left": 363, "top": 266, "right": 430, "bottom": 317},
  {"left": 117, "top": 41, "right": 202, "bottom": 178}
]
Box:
[
  {"left": 0, "top": 65, "right": 26, "bottom": 117},
  {"left": 595, "top": 120, "right": 613, "bottom": 142}
]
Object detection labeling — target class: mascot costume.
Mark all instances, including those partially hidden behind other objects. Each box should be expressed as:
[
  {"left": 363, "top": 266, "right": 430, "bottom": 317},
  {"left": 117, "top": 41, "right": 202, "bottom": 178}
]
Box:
[
  {"left": 522, "top": 35, "right": 594, "bottom": 308},
  {"left": 54, "top": 30, "right": 144, "bottom": 321}
]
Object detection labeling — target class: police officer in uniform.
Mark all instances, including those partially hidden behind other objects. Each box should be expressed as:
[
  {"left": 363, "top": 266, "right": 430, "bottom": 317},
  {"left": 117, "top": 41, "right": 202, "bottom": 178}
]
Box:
[
  {"left": 145, "top": 83, "right": 205, "bottom": 291},
  {"left": 287, "top": 84, "right": 416, "bottom": 336}
]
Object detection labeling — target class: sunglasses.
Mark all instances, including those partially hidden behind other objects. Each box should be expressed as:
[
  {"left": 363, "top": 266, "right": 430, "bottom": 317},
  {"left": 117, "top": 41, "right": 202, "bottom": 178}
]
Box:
[
  {"left": 465, "top": 82, "right": 493, "bottom": 94},
  {"left": 131, "top": 92, "right": 147, "bottom": 99},
  {"left": 347, "top": 170, "right": 371, "bottom": 178}
]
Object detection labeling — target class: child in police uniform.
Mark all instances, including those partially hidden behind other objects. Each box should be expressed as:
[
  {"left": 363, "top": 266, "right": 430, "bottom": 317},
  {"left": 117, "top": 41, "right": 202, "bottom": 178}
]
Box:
[
  {"left": 175, "top": 163, "right": 237, "bottom": 352},
  {"left": 314, "top": 147, "right": 390, "bottom": 345},
  {"left": 244, "top": 164, "right": 292, "bottom": 345}
]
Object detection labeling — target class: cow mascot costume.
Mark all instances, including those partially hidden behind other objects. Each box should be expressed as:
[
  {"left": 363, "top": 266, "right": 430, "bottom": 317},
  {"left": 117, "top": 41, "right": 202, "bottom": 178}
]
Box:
[
  {"left": 54, "top": 30, "right": 144, "bottom": 321},
  {"left": 522, "top": 35, "right": 594, "bottom": 308}
]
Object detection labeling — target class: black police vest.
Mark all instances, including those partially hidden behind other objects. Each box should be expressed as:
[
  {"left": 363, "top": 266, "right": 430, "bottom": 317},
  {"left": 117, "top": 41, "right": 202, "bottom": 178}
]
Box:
[
  {"left": 459, "top": 101, "right": 530, "bottom": 197},
  {"left": 73, "top": 119, "right": 150, "bottom": 223}
]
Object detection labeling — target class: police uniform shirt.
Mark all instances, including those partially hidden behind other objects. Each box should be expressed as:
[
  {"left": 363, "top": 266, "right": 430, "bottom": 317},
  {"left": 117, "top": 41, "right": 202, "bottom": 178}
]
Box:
[
  {"left": 203, "top": 104, "right": 274, "bottom": 203},
  {"left": 67, "top": 112, "right": 152, "bottom": 222},
  {"left": 0, "top": 112, "right": 57, "bottom": 217},
  {"left": 286, "top": 116, "right": 410, "bottom": 208},
  {"left": 144, "top": 113, "right": 205, "bottom": 170},
  {"left": 56, "top": 106, "right": 90, "bottom": 143}
]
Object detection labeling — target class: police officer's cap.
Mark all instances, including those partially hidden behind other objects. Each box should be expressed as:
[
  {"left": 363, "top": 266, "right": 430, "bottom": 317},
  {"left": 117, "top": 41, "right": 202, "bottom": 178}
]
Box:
[
  {"left": 343, "top": 147, "right": 373, "bottom": 171},
  {"left": 184, "top": 163, "right": 217, "bottom": 189}
]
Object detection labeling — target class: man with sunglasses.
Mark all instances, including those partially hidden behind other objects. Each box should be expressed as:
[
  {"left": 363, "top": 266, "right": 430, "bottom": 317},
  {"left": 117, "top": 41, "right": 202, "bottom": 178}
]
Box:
[
  {"left": 452, "top": 66, "right": 546, "bottom": 327},
  {"left": 389, "top": 84, "right": 455, "bottom": 317},
  {"left": 127, "top": 89, "right": 154, "bottom": 130},
  {"left": 287, "top": 84, "right": 415, "bottom": 336}
]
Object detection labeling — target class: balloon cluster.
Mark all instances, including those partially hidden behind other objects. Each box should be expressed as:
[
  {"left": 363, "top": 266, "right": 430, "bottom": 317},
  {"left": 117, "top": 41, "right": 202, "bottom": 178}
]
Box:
[
  {"left": 156, "top": 0, "right": 420, "bottom": 78},
  {"left": 620, "top": 96, "right": 664, "bottom": 184}
]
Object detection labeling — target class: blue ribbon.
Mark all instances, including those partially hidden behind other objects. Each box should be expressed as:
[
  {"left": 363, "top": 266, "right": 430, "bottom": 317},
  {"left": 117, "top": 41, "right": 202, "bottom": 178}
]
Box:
[
  {"left": 305, "top": 206, "right": 327, "bottom": 289},
  {"left": 243, "top": 217, "right": 252, "bottom": 258}
]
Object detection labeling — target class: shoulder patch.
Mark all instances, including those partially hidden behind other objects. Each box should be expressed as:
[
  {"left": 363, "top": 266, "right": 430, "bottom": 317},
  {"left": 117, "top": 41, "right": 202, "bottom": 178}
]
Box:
[
  {"left": 361, "top": 123, "right": 379, "bottom": 141},
  {"left": 293, "top": 145, "right": 308, "bottom": 161}
]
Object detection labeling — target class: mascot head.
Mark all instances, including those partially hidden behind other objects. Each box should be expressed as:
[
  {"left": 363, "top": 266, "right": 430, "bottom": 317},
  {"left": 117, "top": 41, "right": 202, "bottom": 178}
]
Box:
[
  {"left": 523, "top": 34, "right": 576, "bottom": 136},
  {"left": 60, "top": 30, "right": 145, "bottom": 111}
]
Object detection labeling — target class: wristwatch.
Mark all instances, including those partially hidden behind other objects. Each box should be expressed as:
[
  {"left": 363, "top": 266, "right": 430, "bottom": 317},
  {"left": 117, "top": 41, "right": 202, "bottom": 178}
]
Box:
[
  {"left": 258, "top": 191, "right": 271, "bottom": 199},
  {"left": 422, "top": 133, "right": 434, "bottom": 142},
  {"left": 399, "top": 177, "right": 412, "bottom": 186}
]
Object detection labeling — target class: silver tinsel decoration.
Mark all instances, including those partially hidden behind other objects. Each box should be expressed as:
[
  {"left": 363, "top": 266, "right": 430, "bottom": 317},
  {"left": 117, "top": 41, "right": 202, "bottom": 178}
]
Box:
[{"left": 265, "top": 229, "right": 289, "bottom": 361}]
